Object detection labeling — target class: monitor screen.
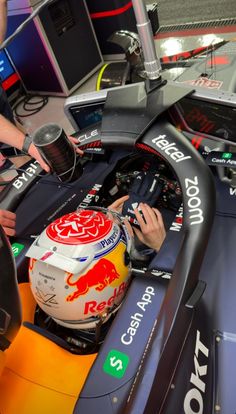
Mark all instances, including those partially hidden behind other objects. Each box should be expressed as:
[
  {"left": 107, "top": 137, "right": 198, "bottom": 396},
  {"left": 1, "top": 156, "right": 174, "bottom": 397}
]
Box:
[
  {"left": 0, "top": 49, "right": 15, "bottom": 82},
  {"left": 68, "top": 101, "right": 104, "bottom": 130}
]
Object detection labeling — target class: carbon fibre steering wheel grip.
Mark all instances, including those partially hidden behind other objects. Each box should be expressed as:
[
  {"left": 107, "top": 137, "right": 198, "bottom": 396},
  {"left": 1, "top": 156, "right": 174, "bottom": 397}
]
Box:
[{"left": 122, "top": 171, "right": 163, "bottom": 227}]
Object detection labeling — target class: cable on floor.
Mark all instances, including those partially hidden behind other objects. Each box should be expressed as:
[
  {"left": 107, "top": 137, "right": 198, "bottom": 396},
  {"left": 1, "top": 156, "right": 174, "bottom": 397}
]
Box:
[{"left": 13, "top": 94, "right": 49, "bottom": 118}]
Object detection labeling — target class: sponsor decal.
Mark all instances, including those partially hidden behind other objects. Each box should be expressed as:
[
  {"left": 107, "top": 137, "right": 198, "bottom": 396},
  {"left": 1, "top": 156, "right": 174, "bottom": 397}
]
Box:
[
  {"left": 184, "top": 330, "right": 209, "bottom": 414},
  {"left": 230, "top": 187, "right": 236, "bottom": 196},
  {"left": 46, "top": 210, "right": 112, "bottom": 245},
  {"left": 66, "top": 258, "right": 120, "bottom": 302},
  {"left": 161, "top": 46, "right": 206, "bottom": 64},
  {"left": 11, "top": 242, "right": 25, "bottom": 257},
  {"left": 185, "top": 176, "right": 204, "bottom": 225},
  {"left": 170, "top": 205, "right": 183, "bottom": 232},
  {"left": 84, "top": 282, "right": 128, "bottom": 314},
  {"left": 100, "top": 226, "right": 119, "bottom": 249},
  {"left": 79, "top": 183, "right": 102, "bottom": 208},
  {"left": 222, "top": 152, "right": 232, "bottom": 159},
  {"left": 203, "top": 145, "right": 221, "bottom": 154},
  {"left": 191, "top": 137, "right": 222, "bottom": 156},
  {"left": 38, "top": 271, "right": 55, "bottom": 281},
  {"left": 121, "top": 286, "right": 155, "bottom": 346},
  {"left": 84, "top": 147, "right": 104, "bottom": 153},
  {"left": 125, "top": 203, "right": 144, "bottom": 227},
  {"left": 210, "top": 152, "right": 236, "bottom": 167},
  {"left": 40, "top": 251, "right": 53, "bottom": 261},
  {"left": 35, "top": 287, "right": 58, "bottom": 306},
  {"left": 103, "top": 349, "right": 130, "bottom": 379},
  {"left": 152, "top": 135, "right": 191, "bottom": 163},
  {"left": 47, "top": 193, "right": 77, "bottom": 222},
  {"left": 182, "top": 77, "right": 223, "bottom": 90},
  {"left": 12, "top": 161, "right": 39, "bottom": 190},
  {"left": 77, "top": 128, "right": 99, "bottom": 143},
  {"left": 211, "top": 157, "right": 236, "bottom": 165},
  {"left": 150, "top": 269, "right": 172, "bottom": 279}
]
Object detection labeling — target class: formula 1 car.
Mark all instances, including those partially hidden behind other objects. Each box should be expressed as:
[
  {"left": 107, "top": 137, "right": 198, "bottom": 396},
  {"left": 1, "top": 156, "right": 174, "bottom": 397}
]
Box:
[
  {"left": 1, "top": 3, "right": 236, "bottom": 414},
  {"left": 1, "top": 76, "right": 236, "bottom": 413}
]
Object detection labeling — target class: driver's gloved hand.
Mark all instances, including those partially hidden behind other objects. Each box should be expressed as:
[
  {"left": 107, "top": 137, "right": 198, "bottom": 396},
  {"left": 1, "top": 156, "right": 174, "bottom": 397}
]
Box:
[{"left": 122, "top": 171, "right": 163, "bottom": 228}]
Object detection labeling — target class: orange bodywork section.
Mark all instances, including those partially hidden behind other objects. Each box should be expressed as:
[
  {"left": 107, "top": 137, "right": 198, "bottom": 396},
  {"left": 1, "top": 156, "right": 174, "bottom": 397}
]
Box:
[
  {"left": 0, "top": 284, "right": 97, "bottom": 414},
  {"left": 0, "top": 351, "right": 6, "bottom": 377}
]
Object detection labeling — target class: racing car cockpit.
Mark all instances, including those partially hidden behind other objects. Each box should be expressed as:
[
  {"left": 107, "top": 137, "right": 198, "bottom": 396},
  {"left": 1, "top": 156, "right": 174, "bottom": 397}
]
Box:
[
  {"left": 0, "top": 73, "right": 218, "bottom": 413},
  {"left": 1, "top": 0, "right": 236, "bottom": 412}
]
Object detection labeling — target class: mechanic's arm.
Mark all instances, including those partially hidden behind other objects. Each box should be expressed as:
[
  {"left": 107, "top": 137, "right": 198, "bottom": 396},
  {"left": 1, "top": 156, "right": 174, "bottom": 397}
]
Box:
[
  {"left": 0, "top": 115, "right": 50, "bottom": 171},
  {"left": 133, "top": 203, "right": 166, "bottom": 252},
  {"left": 0, "top": 0, "right": 7, "bottom": 45},
  {"left": 0, "top": 210, "right": 16, "bottom": 236},
  {"left": 0, "top": 115, "right": 84, "bottom": 172}
]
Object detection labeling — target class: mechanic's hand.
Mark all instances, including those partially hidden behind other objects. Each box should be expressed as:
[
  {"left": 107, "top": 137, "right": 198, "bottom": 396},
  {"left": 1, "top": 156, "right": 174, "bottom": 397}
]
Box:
[
  {"left": 28, "top": 143, "right": 50, "bottom": 172},
  {"left": 133, "top": 203, "right": 166, "bottom": 252},
  {"left": 108, "top": 195, "right": 129, "bottom": 214},
  {"left": 0, "top": 210, "right": 16, "bottom": 237},
  {"left": 68, "top": 136, "right": 84, "bottom": 156},
  {"left": 28, "top": 137, "right": 84, "bottom": 173}
]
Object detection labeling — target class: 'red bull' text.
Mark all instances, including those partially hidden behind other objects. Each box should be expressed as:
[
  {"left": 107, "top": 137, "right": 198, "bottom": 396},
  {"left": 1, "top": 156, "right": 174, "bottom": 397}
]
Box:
[{"left": 84, "top": 282, "right": 128, "bottom": 314}]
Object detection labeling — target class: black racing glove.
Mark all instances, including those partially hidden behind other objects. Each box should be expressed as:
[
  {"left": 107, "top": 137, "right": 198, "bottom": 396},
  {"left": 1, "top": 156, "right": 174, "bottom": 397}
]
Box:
[{"left": 122, "top": 171, "right": 163, "bottom": 228}]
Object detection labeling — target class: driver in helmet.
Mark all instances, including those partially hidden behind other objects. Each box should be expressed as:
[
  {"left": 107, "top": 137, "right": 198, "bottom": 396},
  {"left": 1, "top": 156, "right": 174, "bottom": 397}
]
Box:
[{"left": 27, "top": 200, "right": 165, "bottom": 331}]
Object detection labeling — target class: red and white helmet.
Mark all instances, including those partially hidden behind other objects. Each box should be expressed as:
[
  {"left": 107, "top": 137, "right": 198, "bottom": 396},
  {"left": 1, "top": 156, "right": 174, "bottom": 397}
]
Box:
[{"left": 27, "top": 208, "right": 132, "bottom": 329}]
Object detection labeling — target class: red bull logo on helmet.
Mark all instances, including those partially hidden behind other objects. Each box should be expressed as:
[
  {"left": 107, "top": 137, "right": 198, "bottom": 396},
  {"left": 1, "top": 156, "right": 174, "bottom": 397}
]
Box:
[
  {"left": 46, "top": 210, "right": 112, "bottom": 245},
  {"left": 66, "top": 258, "right": 120, "bottom": 302}
]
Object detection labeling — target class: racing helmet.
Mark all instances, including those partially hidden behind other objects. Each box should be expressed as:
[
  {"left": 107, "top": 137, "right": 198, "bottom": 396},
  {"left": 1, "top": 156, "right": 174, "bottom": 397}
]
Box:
[{"left": 27, "top": 208, "right": 132, "bottom": 330}]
